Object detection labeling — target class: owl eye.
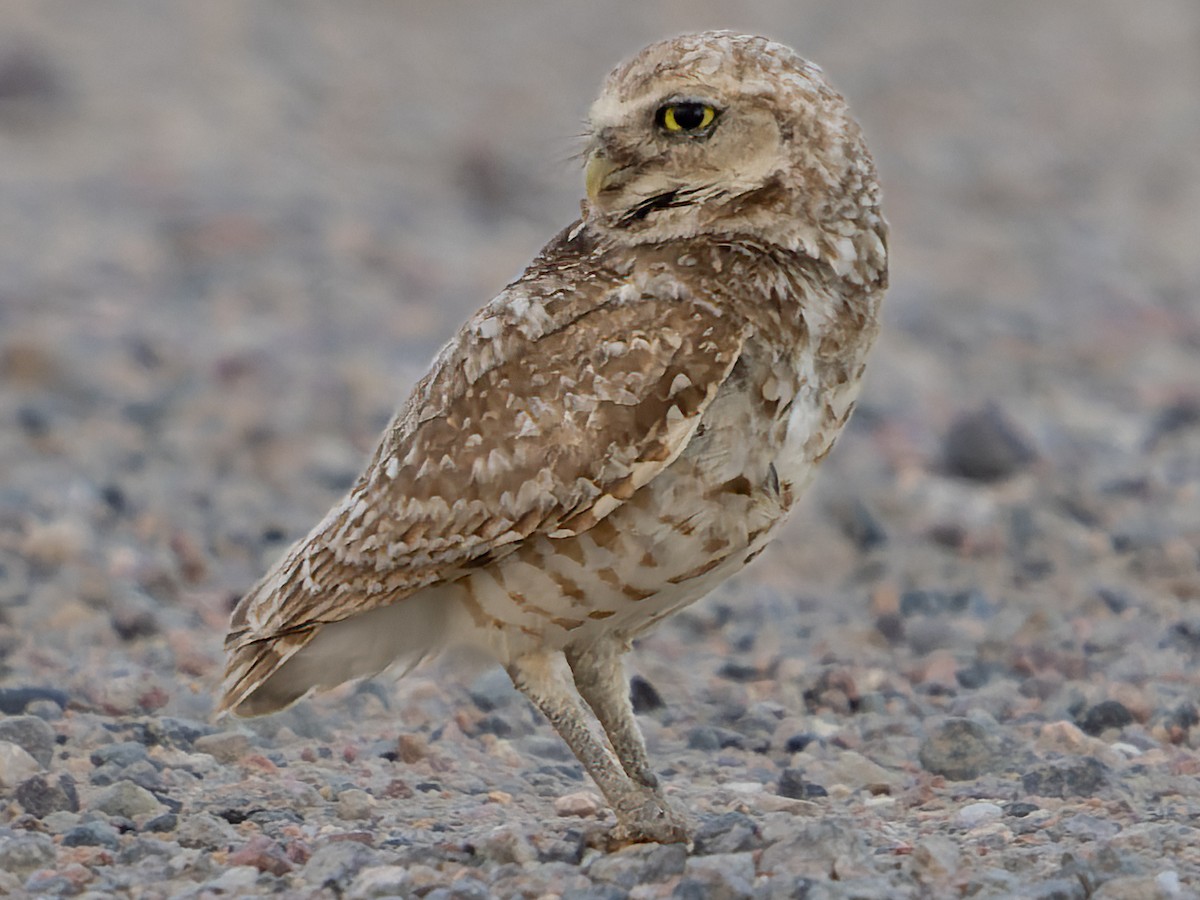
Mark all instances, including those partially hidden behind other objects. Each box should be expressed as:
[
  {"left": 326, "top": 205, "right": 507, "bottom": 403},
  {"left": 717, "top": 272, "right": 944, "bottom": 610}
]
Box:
[{"left": 656, "top": 102, "right": 718, "bottom": 134}]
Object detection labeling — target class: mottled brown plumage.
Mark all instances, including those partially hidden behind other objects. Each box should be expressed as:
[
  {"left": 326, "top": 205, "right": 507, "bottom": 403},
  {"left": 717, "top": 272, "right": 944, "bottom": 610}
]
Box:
[{"left": 220, "top": 31, "right": 887, "bottom": 844}]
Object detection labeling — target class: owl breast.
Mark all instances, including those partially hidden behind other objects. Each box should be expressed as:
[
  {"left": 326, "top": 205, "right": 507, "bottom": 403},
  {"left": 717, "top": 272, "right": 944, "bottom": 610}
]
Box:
[{"left": 442, "top": 336, "right": 834, "bottom": 660}]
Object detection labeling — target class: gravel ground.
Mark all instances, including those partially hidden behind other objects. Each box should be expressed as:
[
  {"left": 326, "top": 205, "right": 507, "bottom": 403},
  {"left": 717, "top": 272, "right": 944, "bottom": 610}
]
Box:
[{"left": 2, "top": 2, "right": 1199, "bottom": 897}]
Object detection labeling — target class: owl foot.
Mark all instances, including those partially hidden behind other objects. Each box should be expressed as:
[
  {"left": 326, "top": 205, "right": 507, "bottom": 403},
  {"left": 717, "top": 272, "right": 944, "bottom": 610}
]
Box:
[{"left": 606, "top": 798, "right": 691, "bottom": 848}]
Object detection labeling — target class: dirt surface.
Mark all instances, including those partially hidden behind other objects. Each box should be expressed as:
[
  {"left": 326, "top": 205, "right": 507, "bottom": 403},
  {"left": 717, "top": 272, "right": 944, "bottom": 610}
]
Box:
[{"left": 1, "top": 2, "right": 1198, "bottom": 897}]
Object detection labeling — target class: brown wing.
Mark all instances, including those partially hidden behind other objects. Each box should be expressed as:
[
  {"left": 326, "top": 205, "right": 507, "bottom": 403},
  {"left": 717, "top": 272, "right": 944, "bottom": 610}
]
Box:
[{"left": 219, "top": 230, "right": 748, "bottom": 713}]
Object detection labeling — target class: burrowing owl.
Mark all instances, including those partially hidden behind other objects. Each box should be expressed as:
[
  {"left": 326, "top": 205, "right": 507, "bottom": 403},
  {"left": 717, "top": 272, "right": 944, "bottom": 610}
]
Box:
[{"left": 220, "top": 31, "right": 887, "bottom": 844}]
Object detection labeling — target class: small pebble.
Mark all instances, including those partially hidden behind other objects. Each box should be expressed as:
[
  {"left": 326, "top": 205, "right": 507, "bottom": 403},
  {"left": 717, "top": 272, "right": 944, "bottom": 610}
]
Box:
[
  {"left": 554, "top": 790, "right": 601, "bottom": 817},
  {"left": 15, "top": 772, "right": 79, "bottom": 817},
  {"left": 956, "top": 802, "right": 1003, "bottom": 827},
  {"left": 942, "top": 403, "right": 1037, "bottom": 481},
  {"left": 193, "top": 731, "right": 253, "bottom": 763},
  {"left": 92, "top": 779, "right": 165, "bottom": 819},
  {"left": 348, "top": 865, "right": 413, "bottom": 900},
  {"left": 0, "top": 716, "right": 56, "bottom": 767},
  {"left": 337, "top": 788, "right": 376, "bottom": 820},
  {"left": 919, "top": 719, "right": 1005, "bottom": 780},
  {"left": 0, "top": 741, "right": 42, "bottom": 786}
]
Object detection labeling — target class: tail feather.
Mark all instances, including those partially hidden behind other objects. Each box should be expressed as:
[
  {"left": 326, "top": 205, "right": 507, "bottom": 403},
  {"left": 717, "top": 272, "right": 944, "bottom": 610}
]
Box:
[{"left": 219, "top": 585, "right": 454, "bottom": 717}]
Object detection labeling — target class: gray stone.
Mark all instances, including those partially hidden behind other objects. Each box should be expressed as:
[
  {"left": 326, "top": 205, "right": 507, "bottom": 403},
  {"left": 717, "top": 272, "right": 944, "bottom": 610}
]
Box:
[
  {"left": 1022, "top": 757, "right": 1110, "bottom": 798},
  {"left": 468, "top": 667, "right": 521, "bottom": 711},
  {"left": 676, "top": 852, "right": 757, "bottom": 899},
  {"left": 759, "top": 820, "right": 877, "bottom": 880},
  {"left": 0, "top": 832, "right": 56, "bottom": 875},
  {"left": 956, "top": 801, "right": 1004, "bottom": 827},
  {"left": 1062, "top": 813, "right": 1121, "bottom": 841},
  {"left": 943, "top": 403, "right": 1037, "bottom": 481},
  {"left": 175, "top": 811, "right": 238, "bottom": 850},
  {"left": 588, "top": 842, "right": 688, "bottom": 888},
  {"left": 918, "top": 718, "right": 1005, "bottom": 780},
  {"left": 203, "top": 866, "right": 261, "bottom": 893},
  {"left": 446, "top": 879, "right": 493, "bottom": 900},
  {"left": 193, "top": 730, "right": 253, "bottom": 763},
  {"left": 42, "top": 810, "right": 81, "bottom": 834},
  {"left": 89, "top": 741, "right": 152, "bottom": 769},
  {"left": 0, "top": 741, "right": 42, "bottom": 787},
  {"left": 0, "top": 715, "right": 56, "bottom": 766},
  {"left": 909, "top": 834, "right": 961, "bottom": 882},
  {"left": 304, "top": 841, "right": 381, "bottom": 891},
  {"left": 348, "top": 864, "right": 414, "bottom": 899},
  {"left": 92, "top": 779, "right": 165, "bottom": 818},
  {"left": 474, "top": 824, "right": 537, "bottom": 865},
  {"left": 17, "top": 772, "right": 79, "bottom": 817},
  {"left": 1076, "top": 700, "right": 1134, "bottom": 736},
  {"left": 145, "top": 716, "right": 217, "bottom": 749},
  {"left": 692, "top": 811, "right": 764, "bottom": 855},
  {"left": 1025, "top": 878, "right": 1088, "bottom": 900},
  {"left": 337, "top": 787, "right": 376, "bottom": 820},
  {"left": 62, "top": 820, "right": 121, "bottom": 849}
]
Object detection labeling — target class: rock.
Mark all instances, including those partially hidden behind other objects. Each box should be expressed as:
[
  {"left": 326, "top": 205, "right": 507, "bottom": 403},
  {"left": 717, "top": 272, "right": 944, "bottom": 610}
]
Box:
[
  {"left": 141, "top": 813, "right": 178, "bottom": 833},
  {"left": 193, "top": 731, "right": 253, "bottom": 763},
  {"left": 554, "top": 789, "right": 602, "bottom": 818},
  {"left": 0, "top": 832, "right": 56, "bottom": 875},
  {"left": 687, "top": 726, "right": 722, "bottom": 750},
  {"left": 630, "top": 674, "right": 665, "bottom": 712},
  {"left": 956, "top": 802, "right": 1004, "bottom": 827},
  {"left": 822, "top": 750, "right": 903, "bottom": 792},
  {"left": 228, "top": 835, "right": 294, "bottom": 876},
  {"left": 0, "top": 740, "right": 42, "bottom": 786},
  {"left": 759, "top": 820, "right": 876, "bottom": 880},
  {"left": 303, "top": 840, "right": 380, "bottom": 891},
  {"left": 692, "top": 811, "right": 763, "bottom": 855},
  {"left": 536, "top": 828, "right": 588, "bottom": 865},
  {"left": 1062, "top": 813, "right": 1121, "bottom": 841},
  {"left": 474, "top": 824, "right": 537, "bottom": 865},
  {"left": 0, "top": 686, "right": 69, "bottom": 715},
  {"left": 16, "top": 772, "right": 79, "bottom": 817},
  {"left": 1022, "top": 757, "right": 1110, "bottom": 798},
  {"left": 0, "top": 715, "right": 56, "bottom": 766},
  {"left": 175, "top": 811, "right": 238, "bottom": 849},
  {"left": 1076, "top": 700, "right": 1134, "bottom": 736},
  {"left": 678, "top": 852, "right": 757, "bottom": 899},
  {"left": 42, "top": 810, "right": 81, "bottom": 834},
  {"left": 395, "top": 732, "right": 428, "bottom": 763},
  {"left": 433, "top": 877, "right": 492, "bottom": 900},
  {"left": 203, "top": 866, "right": 261, "bottom": 894},
  {"left": 468, "top": 668, "right": 521, "bottom": 711},
  {"left": 348, "top": 865, "right": 414, "bottom": 899},
  {"left": 1004, "top": 801, "right": 1040, "bottom": 818},
  {"left": 92, "top": 779, "right": 165, "bottom": 818},
  {"left": 588, "top": 843, "right": 688, "bottom": 888},
  {"left": 777, "top": 767, "right": 811, "bottom": 799},
  {"left": 942, "top": 403, "right": 1037, "bottom": 481},
  {"left": 1094, "top": 874, "right": 1180, "bottom": 900},
  {"left": 90, "top": 741, "right": 152, "bottom": 769},
  {"left": 336, "top": 788, "right": 376, "bottom": 820},
  {"left": 1024, "top": 879, "right": 1088, "bottom": 900},
  {"left": 909, "top": 835, "right": 961, "bottom": 881},
  {"left": 918, "top": 718, "right": 1005, "bottom": 780},
  {"left": 145, "top": 716, "right": 217, "bottom": 749},
  {"left": 62, "top": 820, "right": 121, "bottom": 849}
]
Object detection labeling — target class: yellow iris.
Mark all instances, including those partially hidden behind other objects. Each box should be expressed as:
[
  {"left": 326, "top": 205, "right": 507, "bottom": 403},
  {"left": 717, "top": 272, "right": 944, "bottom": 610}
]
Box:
[{"left": 660, "top": 103, "right": 717, "bottom": 133}]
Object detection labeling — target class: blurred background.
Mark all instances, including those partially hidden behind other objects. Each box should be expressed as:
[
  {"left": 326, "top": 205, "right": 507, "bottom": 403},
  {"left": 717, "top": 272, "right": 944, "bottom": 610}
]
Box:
[{"left": 0, "top": 1, "right": 1197, "bottom": 696}]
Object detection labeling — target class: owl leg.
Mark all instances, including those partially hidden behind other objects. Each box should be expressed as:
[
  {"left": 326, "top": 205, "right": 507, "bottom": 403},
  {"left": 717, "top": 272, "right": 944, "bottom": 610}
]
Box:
[
  {"left": 507, "top": 650, "right": 688, "bottom": 845},
  {"left": 565, "top": 640, "right": 657, "bottom": 792}
]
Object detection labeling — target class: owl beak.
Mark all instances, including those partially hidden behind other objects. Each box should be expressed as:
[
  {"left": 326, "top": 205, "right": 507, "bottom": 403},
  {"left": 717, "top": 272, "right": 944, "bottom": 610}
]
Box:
[{"left": 585, "top": 152, "right": 621, "bottom": 204}]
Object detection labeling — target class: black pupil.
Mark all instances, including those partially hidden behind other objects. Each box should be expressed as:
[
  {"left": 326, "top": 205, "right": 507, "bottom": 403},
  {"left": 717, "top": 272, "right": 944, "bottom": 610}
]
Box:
[{"left": 667, "top": 103, "right": 708, "bottom": 131}]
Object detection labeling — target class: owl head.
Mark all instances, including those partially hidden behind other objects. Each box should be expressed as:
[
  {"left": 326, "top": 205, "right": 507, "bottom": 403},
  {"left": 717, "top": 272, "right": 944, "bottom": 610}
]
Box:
[{"left": 582, "top": 31, "right": 885, "bottom": 282}]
